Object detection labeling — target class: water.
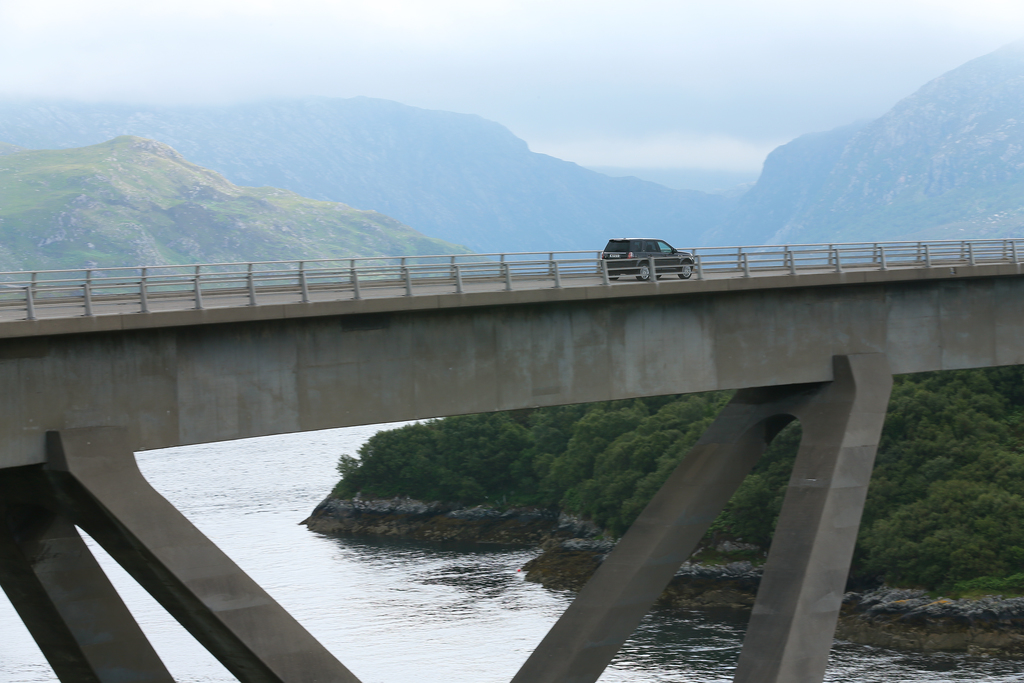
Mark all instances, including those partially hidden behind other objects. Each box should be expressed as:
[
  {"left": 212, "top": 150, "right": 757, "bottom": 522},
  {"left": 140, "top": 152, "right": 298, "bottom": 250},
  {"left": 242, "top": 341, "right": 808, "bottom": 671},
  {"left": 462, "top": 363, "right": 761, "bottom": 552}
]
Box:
[{"left": 2, "top": 425, "right": 1023, "bottom": 682}]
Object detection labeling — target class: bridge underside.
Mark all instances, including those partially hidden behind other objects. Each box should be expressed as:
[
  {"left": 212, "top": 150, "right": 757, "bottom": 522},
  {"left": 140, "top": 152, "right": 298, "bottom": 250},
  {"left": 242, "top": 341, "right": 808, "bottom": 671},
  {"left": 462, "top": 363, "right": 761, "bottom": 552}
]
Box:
[
  {"left": 2, "top": 354, "right": 892, "bottom": 683},
  {"left": 1, "top": 270, "right": 1018, "bottom": 682},
  {"left": 0, "top": 428, "right": 359, "bottom": 683},
  {"left": 0, "top": 273, "right": 1021, "bottom": 471}
]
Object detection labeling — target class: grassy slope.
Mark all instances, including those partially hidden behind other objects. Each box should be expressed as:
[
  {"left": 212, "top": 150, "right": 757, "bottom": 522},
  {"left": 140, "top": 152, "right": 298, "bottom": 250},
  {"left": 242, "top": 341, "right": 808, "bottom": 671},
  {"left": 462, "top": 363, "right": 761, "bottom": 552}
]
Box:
[{"left": 0, "top": 136, "right": 468, "bottom": 271}]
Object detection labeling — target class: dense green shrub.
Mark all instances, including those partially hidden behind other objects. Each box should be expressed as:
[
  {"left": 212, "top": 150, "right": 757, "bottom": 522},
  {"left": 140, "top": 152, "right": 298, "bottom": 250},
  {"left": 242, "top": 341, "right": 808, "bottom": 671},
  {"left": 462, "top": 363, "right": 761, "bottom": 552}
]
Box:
[{"left": 333, "top": 367, "right": 1024, "bottom": 592}]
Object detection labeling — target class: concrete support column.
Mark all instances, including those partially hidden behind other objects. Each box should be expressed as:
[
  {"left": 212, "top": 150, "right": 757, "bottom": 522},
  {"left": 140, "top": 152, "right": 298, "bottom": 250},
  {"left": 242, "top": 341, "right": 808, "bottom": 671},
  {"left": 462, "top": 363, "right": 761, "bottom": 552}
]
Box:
[
  {"left": 512, "top": 379, "right": 837, "bottom": 683},
  {"left": 41, "top": 427, "right": 364, "bottom": 683},
  {"left": 733, "top": 353, "right": 892, "bottom": 683},
  {"left": 0, "top": 466, "right": 174, "bottom": 683}
]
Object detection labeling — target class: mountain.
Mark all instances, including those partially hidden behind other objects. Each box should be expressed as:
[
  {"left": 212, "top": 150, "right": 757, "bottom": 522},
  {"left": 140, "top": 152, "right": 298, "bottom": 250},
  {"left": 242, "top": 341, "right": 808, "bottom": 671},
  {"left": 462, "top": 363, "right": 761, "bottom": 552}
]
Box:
[
  {"left": 0, "top": 136, "right": 464, "bottom": 271},
  {"left": 718, "top": 41, "right": 1024, "bottom": 245},
  {"left": 10, "top": 42, "right": 1024, "bottom": 253},
  {"left": 0, "top": 98, "right": 733, "bottom": 254}
]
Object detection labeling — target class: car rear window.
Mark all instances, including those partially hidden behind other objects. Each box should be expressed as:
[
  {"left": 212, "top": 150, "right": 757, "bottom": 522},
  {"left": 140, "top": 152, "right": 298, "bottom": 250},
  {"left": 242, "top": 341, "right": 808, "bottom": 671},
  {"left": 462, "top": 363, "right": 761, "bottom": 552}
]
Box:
[{"left": 604, "top": 240, "right": 630, "bottom": 252}]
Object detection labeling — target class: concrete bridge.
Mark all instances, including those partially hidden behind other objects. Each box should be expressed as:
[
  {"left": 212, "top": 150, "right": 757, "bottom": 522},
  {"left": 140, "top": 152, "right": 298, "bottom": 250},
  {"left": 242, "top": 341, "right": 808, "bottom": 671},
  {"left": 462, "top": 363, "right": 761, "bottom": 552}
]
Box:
[{"left": 1, "top": 238, "right": 1022, "bottom": 683}]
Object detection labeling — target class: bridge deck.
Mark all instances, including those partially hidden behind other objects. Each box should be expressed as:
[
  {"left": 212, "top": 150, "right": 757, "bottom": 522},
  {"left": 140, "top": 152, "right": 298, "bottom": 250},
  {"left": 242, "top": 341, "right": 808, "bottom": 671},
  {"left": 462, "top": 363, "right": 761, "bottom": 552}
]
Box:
[{"left": 0, "top": 238, "right": 1021, "bottom": 339}]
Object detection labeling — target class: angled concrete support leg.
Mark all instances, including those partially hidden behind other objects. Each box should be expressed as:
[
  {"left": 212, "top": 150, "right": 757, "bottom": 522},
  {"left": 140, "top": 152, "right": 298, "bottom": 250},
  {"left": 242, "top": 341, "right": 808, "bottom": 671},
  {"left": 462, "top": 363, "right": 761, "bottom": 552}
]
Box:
[
  {"left": 733, "top": 353, "right": 892, "bottom": 683},
  {"left": 43, "top": 427, "right": 363, "bottom": 683},
  {"left": 0, "top": 466, "right": 173, "bottom": 683},
  {"left": 512, "top": 380, "right": 835, "bottom": 683}
]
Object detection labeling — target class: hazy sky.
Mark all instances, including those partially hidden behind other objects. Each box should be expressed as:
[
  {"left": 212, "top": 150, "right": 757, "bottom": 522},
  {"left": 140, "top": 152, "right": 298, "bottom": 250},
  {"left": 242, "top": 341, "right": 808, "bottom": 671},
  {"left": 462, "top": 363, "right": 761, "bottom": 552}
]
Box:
[{"left": 1, "top": 0, "right": 1022, "bottom": 173}]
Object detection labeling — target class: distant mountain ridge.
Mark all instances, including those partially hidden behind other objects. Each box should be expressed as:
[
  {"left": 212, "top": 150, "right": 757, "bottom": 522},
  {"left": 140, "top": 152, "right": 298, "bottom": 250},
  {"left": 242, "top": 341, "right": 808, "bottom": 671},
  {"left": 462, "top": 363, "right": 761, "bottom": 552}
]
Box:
[
  {"left": 0, "top": 136, "right": 464, "bottom": 271},
  {"left": 720, "top": 41, "right": 1024, "bottom": 245},
  {"left": 4, "top": 42, "right": 1024, "bottom": 254},
  {"left": 0, "top": 98, "right": 732, "bottom": 253}
]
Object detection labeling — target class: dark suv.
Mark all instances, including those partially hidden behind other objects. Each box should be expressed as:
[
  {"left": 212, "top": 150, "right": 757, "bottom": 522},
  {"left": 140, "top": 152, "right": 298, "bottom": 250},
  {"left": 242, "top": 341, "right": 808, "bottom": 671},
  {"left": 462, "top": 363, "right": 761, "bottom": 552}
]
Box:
[{"left": 601, "top": 238, "right": 694, "bottom": 281}]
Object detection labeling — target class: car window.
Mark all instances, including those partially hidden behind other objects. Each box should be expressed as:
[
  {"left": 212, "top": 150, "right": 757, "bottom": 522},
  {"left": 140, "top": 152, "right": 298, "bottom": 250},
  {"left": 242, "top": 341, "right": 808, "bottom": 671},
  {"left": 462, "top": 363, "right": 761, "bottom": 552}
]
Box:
[
  {"left": 604, "top": 240, "right": 629, "bottom": 252},
  {"left": 630, "top": 240, "right": 643, "bottom": 252},
  {"left": 657, "top": 241, "right": 674, "bottom": 254},
  {"left": 644, "top": 240, "right": 658, "bottom": 252}
]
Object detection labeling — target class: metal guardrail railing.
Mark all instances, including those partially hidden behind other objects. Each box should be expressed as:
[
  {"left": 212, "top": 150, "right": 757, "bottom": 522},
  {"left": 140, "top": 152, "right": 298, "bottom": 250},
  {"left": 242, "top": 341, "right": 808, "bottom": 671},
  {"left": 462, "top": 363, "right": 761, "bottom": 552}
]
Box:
[{"left": 0, "top": 239, "right": 1020, "bottom": 322}]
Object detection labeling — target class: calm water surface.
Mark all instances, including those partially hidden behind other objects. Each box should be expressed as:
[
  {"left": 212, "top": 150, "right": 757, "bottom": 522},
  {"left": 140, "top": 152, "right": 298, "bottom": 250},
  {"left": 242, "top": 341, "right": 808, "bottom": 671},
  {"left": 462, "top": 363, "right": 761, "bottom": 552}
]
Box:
[{"left": 2, "top": 424, "right": 1023, "bottom": 682}]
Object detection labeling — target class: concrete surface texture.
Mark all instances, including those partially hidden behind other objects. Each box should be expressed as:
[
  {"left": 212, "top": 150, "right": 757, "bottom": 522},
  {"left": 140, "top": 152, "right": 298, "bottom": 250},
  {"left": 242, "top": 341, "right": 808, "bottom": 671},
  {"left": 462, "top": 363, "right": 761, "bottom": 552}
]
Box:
[
  {"left": 732, "top": 353, "right": 892, "bottom": 682},
  {"left": 0, "top": 266, "right": 1021, "bottom": 683},
  {"left": 32, "top": 427, "right": 361, "bottom": 683},
  {"left": 0, "top": 464, "right": 175, "bottom": 683},
  {"left": 511, "top": 354, "right": 892, "bottom": 683},
  {"left": 0, "top": 272, "right": 1021, "bottom": 469}
]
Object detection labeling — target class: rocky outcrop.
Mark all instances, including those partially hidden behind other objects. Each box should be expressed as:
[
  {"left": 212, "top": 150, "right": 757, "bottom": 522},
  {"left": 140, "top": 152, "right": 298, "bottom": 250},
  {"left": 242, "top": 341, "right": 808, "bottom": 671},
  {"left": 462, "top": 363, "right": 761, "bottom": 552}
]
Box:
[
  {"left": 520, "top": 537, "right": 1024, "bottom": 655},
  {"left": 304, "top": 497, "right": 1024, "bottom": 655},
  {"left": 520, "top": 538, "right": 763, "bottom": 608},
  {"left": 301, "top": 495, "right": 599, "bottom": 545},
  {"left": 837, "top": 588, "right": 1024, "bottom": 656},
  {"left": 659, "top": 561, "right": 763, "bottom": 610}
]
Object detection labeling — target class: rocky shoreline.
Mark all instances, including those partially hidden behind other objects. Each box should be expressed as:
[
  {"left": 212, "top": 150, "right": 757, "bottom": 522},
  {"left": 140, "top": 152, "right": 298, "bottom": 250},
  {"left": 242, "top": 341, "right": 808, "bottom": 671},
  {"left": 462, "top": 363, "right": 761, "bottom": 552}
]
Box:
[
  {"left": 303, "top": 496, "right": 1024, "bottom": 656},
  {"left": 301, "top": 494, "right": 600, "bottom": 544}
]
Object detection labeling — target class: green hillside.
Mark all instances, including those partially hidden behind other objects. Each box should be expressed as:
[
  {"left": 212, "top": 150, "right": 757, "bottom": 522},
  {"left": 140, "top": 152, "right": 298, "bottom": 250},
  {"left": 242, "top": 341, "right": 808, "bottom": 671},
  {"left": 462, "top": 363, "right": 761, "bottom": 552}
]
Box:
[
  {"left": 0, "top": 136, "right": 467, "bottom": 271},
  {"left": 0, "top": 99, "right": 732, "bottom": 254},
  {"left": 332, "top": 366, "right": 1024, "bottom": 595}
]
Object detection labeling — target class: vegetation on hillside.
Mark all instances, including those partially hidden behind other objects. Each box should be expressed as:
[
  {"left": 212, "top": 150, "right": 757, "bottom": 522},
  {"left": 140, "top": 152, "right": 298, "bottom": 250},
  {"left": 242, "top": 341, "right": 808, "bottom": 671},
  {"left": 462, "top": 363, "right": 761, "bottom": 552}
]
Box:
[
  {"left": 0, "top": 136, "right": 468, "bottom": 271},
  {"left": 334, "top": 367, "right": 1024, "bottom": 594}
]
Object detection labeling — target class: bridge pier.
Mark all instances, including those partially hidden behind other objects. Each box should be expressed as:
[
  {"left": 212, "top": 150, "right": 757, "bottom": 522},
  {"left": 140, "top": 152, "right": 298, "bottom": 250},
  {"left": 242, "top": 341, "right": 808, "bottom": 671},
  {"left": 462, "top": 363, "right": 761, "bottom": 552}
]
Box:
[
  {"left": 512, "top": 353, "right": 892, "bottom": 683},
  {"left": 0, "top": 427, "right": 363, "bottom": 683},
  {"left": 0, "top": 466, "right": 174, "bottom": 683}
]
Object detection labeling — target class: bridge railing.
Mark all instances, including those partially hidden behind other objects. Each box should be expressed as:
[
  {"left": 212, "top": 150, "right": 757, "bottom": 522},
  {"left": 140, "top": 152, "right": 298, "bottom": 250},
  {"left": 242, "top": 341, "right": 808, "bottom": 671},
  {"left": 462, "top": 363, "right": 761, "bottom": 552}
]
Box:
[{"left": 0, "top": 239, "right": 1020, "bottom": 322}]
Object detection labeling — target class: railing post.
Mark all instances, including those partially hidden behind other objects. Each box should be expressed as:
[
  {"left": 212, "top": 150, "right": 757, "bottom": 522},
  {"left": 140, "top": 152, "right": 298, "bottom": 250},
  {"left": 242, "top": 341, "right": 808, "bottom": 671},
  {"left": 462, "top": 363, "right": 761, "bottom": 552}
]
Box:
[
  {"left": 879, "top": 246, "right": 888, "bottom": 271},
  {"left": 83, "top": 271, "right": 94, "bottom": 317},
  {"left": 139, "top": 268, "right": 149, "bottom": 313},
  {"left": 600, "top": 258, "right": 610, "bottom": 286},
  {"left": 924, "top": 243, "right": 932, "bottom": 268},
  {"left": 834, "top": 247, "right": 843, "bottom": 273},
  {"left": 736, "top": 247, "right": 742, "bottom": 271},
  {"left": 742, "top": 252, "right": 750, "bottom": 278},
  {"left": 403, "top": 265, "right": 413, "bottom": 296},
  {"left": 350, "top": 267, "right": 361, "bottom": 300},
  {"left": 548, "top": 252, "right": 556, "bottom": 277},
  {"left": 299, "top": 262, "right": 310, "bottom": 304},
  {"left": 193, "top": 266, "right": 203, "bottom": 309},
  {"left": 787, "top": 248, "right": 796, "bottom": 276},
  {"left": 968, "top": 241, "right": 976, "bottom": 266},
  {"left": 695, "top": 253, "right": 704, "bottom": 280},
  {"left": 245, "top": 264, "right": 255, "bottom": 306},
  {"left": 450, "top": 255, "right": 457, "bottom": 280},
  {"left": 455, "top": 264, "right": 464, "bottom": 293},
  {"left": 25, "top": 284, "right": 35, "bottom": 321},
  {"left": 1013, "top": 240, "right": 1020, "bottom": 264},
  {"left": 503, "top": 262, "right": 513, "bottom": 291},
  {"left": 552, "top": 260, "right": 562, "bottom": 288},
  {"left": 193, "top": 276, "right": 204, "bottom": 310}
]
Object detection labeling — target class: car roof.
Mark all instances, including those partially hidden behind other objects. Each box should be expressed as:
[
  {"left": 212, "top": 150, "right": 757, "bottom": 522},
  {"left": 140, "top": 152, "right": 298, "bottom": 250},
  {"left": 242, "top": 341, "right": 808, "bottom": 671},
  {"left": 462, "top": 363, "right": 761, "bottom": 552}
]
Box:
[{"left": 607, "top": 237, "right": 671, "bottom": 241}]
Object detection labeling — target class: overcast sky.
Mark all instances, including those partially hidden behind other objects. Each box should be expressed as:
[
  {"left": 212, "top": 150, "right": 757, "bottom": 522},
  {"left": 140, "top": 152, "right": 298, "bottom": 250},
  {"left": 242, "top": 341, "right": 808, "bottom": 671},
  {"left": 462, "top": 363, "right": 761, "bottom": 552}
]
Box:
[{"left": 0, "top": 0, "right": 1022, "bottom": 175}]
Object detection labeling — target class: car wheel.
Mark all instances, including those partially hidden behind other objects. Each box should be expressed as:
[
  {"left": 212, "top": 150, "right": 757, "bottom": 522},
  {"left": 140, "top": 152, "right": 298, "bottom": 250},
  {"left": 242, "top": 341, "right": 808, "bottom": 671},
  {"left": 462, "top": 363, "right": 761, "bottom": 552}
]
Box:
[
  {"left": 678, "top": 262, "right": 693, "bottom": 279},
  {"left": 636, "top": 263, "right": 652, "bottom": 281}
]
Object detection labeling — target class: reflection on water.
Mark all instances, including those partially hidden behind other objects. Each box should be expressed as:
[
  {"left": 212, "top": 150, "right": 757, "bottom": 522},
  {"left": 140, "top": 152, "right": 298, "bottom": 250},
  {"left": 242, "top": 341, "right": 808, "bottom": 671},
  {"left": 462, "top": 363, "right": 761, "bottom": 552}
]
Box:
[{"left": 1, "top": 424, "right": 1023, "bottom": 682}]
